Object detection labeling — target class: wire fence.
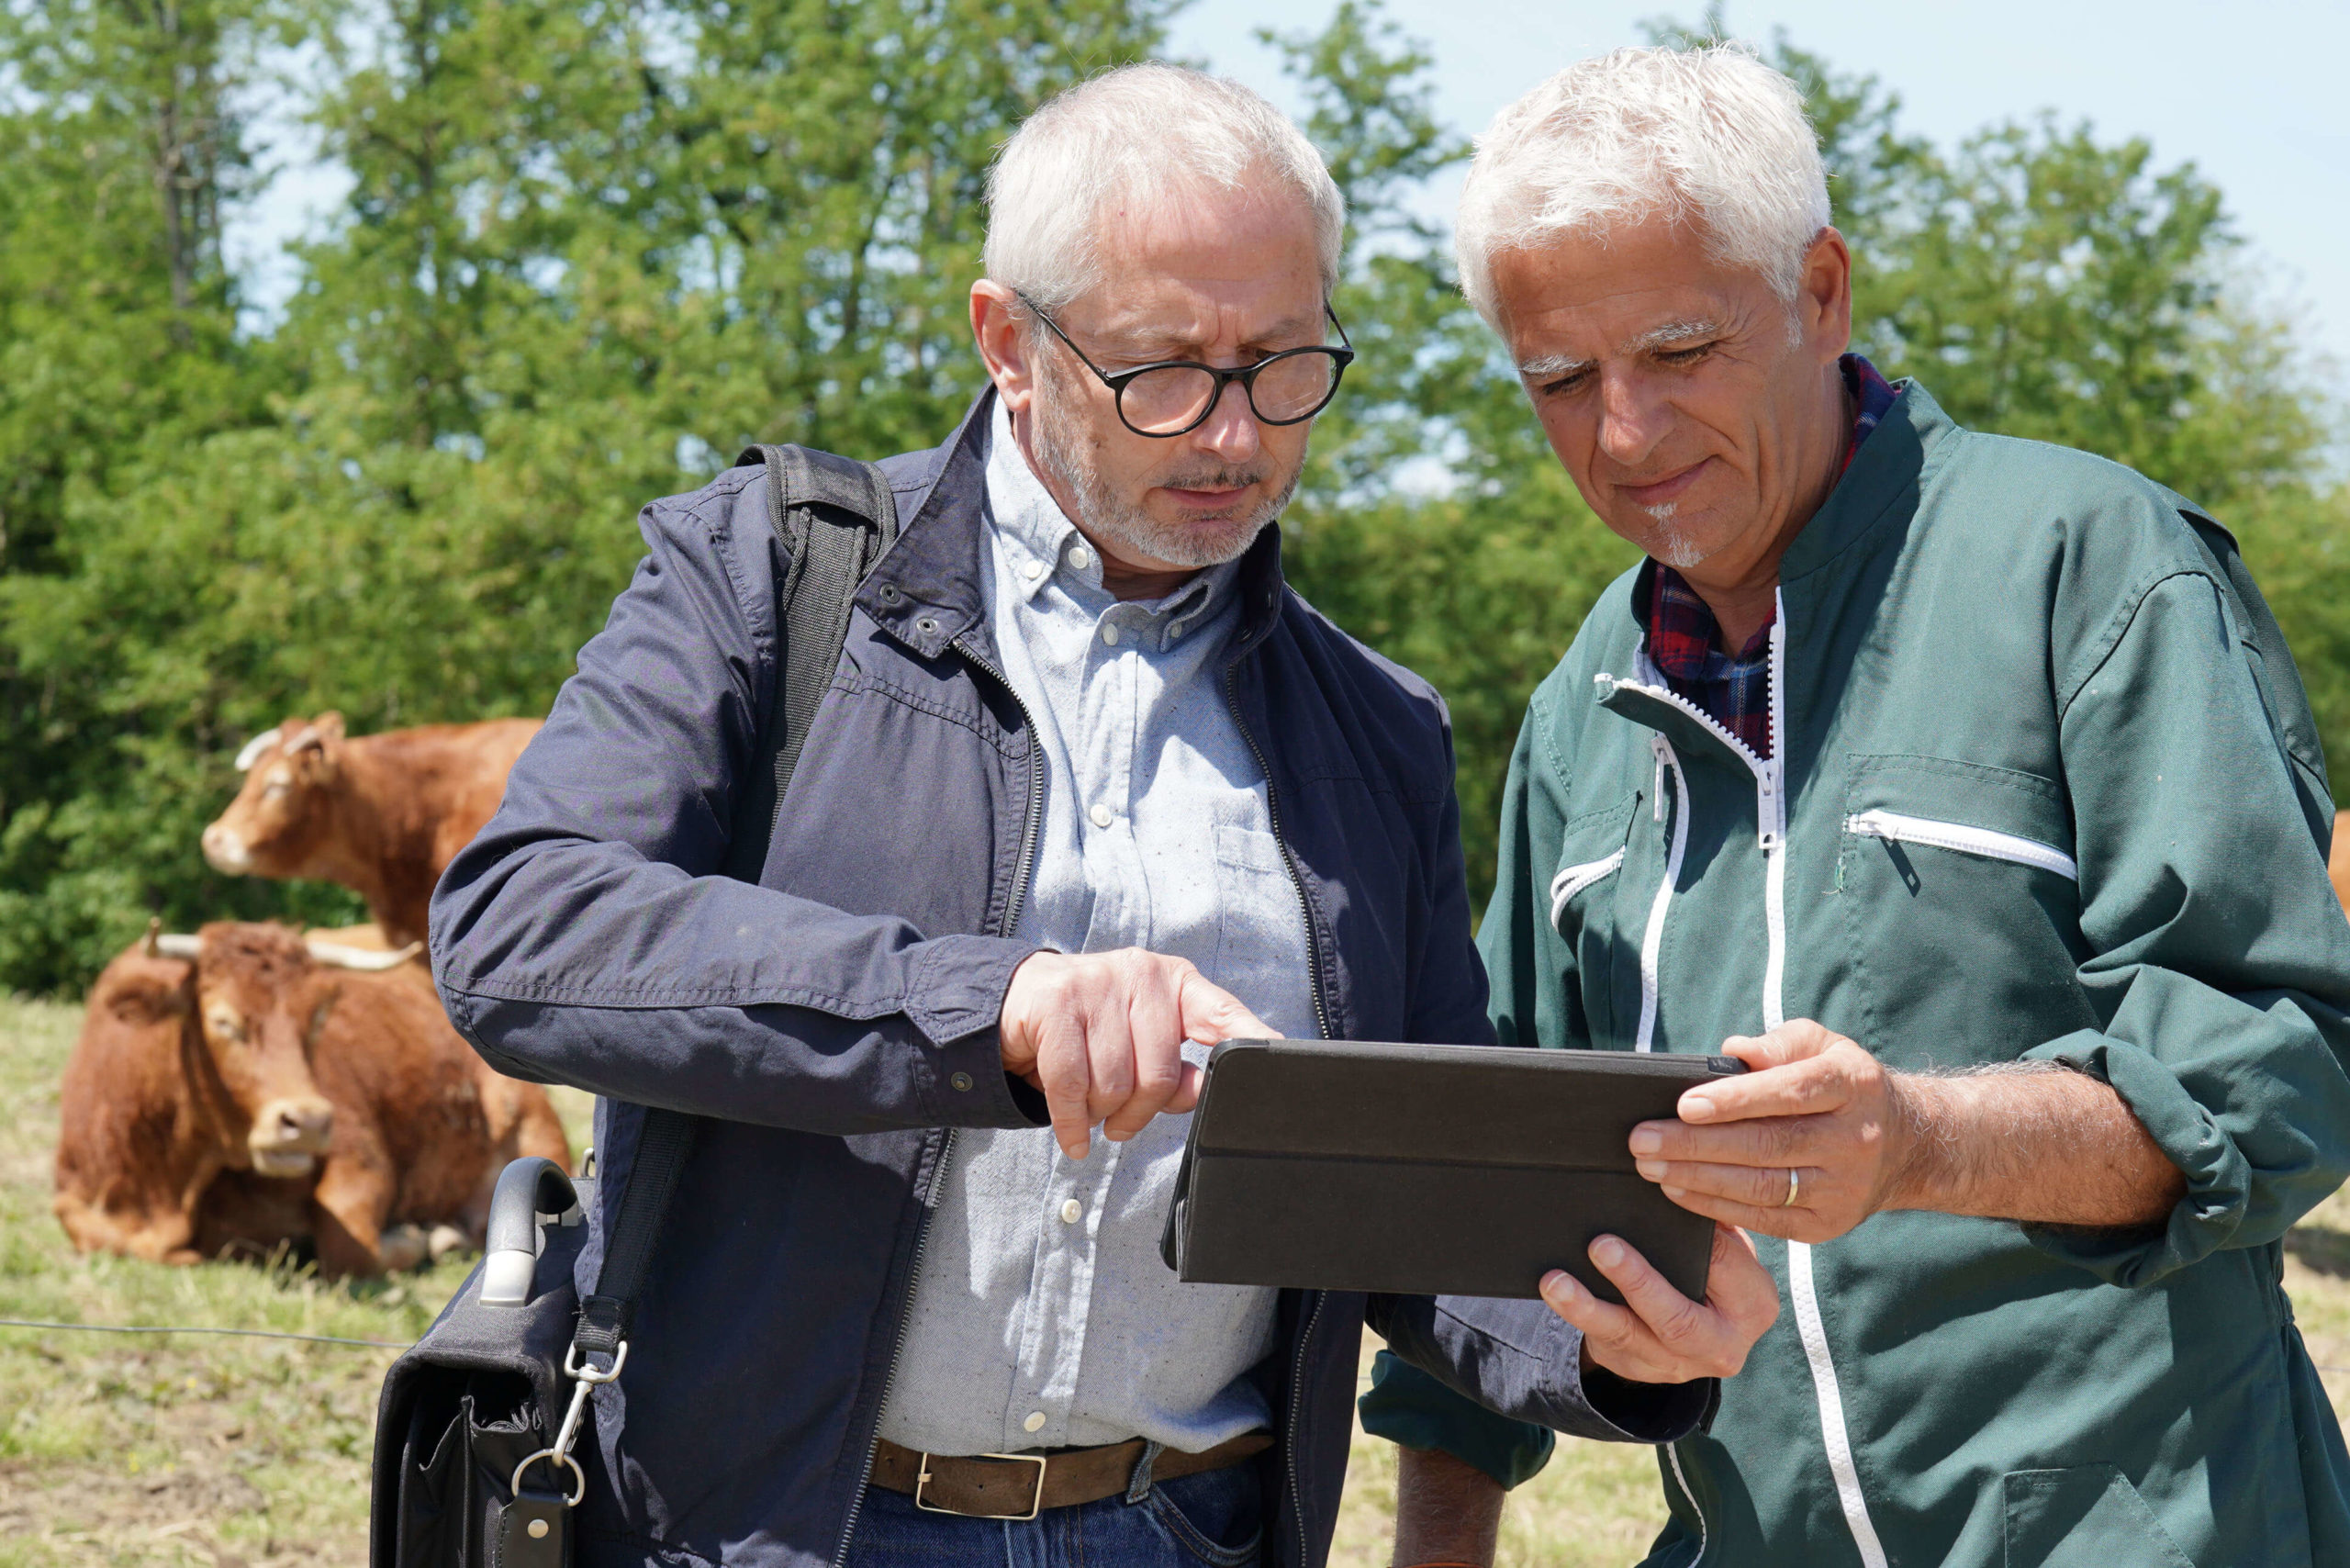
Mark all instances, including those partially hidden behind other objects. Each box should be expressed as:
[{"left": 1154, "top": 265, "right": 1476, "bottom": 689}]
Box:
[{"left": 0, "top": 1316, "right": 410, "bottom": 1349}]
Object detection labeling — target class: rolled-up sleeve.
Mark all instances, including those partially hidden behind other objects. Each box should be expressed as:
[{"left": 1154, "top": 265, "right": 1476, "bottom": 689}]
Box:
[{"left": 2026, "top": 569, "right": 2350, "bottom": 1284}]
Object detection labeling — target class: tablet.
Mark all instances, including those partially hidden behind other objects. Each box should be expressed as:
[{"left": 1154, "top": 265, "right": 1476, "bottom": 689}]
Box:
[{"left": 1159, "top": 1040, "right": 1744, "bottom": 1304}]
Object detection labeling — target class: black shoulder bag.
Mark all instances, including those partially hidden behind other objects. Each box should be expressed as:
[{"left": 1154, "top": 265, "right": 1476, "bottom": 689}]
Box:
[{"left": 368, "top": 444, "right": 900, "bottom": 1568}]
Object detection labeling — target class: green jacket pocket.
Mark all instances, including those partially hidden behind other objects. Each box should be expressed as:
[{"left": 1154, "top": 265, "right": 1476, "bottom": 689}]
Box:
[{"left": 2003, "top": 1464, "right": 2195, "bottom": 1567}]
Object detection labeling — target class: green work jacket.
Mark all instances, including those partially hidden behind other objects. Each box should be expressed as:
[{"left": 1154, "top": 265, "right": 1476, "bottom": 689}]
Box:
[{"left": 1478, "top": 381, "right": 2350, "bottom": 1566}]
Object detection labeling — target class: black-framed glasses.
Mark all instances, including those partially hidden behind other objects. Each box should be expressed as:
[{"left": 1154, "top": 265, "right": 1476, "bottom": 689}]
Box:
[{"left": 1016, "top": 291, "right": 1356, "bottom": 438}]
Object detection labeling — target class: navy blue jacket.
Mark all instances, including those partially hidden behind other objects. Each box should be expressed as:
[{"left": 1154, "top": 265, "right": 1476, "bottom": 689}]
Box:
[{"left": 431, "top": 392, "right": 1708, "bottom": 1568}]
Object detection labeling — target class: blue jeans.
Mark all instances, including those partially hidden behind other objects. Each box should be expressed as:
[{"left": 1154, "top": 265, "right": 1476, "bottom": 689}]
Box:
[{"left": 844, "top": 1448, "right": 1264, "bottom": 1568}]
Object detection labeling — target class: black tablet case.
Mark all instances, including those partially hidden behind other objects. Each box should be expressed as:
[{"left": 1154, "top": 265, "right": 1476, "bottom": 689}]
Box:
[{"left": 1160, "top": 1041, "right": 1744, "bottom": 1304}]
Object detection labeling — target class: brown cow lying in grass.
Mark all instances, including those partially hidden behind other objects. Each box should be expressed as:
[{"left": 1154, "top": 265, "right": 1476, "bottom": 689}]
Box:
[
  {"left": 200, "top": 712, "right": 541, "bottom": 949},
  {"left": 54, "top": 922, "right": 569, "bottom": 1276}
]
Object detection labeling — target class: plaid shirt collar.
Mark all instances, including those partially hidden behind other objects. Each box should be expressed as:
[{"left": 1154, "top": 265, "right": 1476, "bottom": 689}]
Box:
[{"left": 1640, "top": 354, "right": 1897, "bottom": 761}]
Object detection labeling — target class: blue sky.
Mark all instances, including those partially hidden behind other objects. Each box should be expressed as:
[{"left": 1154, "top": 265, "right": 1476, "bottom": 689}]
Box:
[{"left": 1166, "top": 0, "right": 2350, "bottom": 381}]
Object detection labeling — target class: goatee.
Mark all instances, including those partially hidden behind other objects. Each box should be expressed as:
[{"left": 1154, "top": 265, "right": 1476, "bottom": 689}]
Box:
[{"left": 1029, "top": 370, "right": 1296, "bottom": 571}]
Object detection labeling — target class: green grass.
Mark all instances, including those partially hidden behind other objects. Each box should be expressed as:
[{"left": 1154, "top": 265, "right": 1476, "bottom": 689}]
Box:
[{"left": 4, "top": 992, "right": 2346, "bottom": 1566}]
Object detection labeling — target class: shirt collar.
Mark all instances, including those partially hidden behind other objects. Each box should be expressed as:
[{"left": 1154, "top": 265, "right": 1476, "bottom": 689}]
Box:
[{"left": 981, "top": 398, "right": 1239, "bottom": 640}]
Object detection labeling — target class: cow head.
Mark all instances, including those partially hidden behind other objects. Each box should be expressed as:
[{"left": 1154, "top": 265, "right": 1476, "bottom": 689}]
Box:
[
  {"left": 202, "top": 712, "right": 347, "bottom": 879},
  {"left": 185, "top": 923, "right": 340, "bottom": 1178}
]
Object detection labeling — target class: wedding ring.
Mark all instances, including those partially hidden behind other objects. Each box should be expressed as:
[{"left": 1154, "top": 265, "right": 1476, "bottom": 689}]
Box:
[{"left": 1781, "top": 1168, "right": 1801, "bottom": 1208}]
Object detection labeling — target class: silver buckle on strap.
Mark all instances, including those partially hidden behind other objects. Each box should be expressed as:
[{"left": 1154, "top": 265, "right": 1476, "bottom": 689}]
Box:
[{"left": 912, "top": 1451, "right": 1047, "bottom": 1521}]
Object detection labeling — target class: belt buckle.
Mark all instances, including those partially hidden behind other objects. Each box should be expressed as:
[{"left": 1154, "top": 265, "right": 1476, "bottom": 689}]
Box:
[{"left": 913, "top": 1451, "right": 1047, "bottom": 1521}]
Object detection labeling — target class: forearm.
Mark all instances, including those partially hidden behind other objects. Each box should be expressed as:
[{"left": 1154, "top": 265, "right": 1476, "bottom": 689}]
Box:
[
  {"left": 1887, "top": 1063, "right": 2186, "bottom": 1226},
  {"left": 1393, "top": 1447, "right": 1502, "bottom": 1568}
]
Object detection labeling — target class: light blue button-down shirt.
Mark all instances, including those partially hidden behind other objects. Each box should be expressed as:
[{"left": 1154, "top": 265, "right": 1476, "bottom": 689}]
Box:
[{"left": 873, "top": 401, "right": 1318, "bottom": 1458}]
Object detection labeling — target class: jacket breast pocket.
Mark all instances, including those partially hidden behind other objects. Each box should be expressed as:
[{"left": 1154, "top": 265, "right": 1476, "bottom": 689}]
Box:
[
  {"left": 1837, "top": 756, "right": 2099, "bottom": 1069},
  {"left": 1549, "top": 790, "right": 1641, "bottom": 1050}
]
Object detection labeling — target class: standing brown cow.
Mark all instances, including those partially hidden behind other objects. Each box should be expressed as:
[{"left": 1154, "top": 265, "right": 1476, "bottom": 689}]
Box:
[
  {"left": 54, "top": 922, "right": 569, "bottom": 1275},
  {"left": 200, "top": 712, "right": 541, "bottom": 948}
]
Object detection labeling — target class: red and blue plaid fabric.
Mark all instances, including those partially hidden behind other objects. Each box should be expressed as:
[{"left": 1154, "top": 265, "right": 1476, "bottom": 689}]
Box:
[{"left": 1642, "top": 354, "right": 1897, "bottom": 760}]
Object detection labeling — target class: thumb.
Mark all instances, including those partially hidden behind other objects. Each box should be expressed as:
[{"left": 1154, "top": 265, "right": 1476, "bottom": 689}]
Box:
[
  {"left": 1162, "top": 1059, "right": 1207, "bottom": 1116},
  {"left": 1177, "top": 969, "right": 1275, "bottom": 1046}
]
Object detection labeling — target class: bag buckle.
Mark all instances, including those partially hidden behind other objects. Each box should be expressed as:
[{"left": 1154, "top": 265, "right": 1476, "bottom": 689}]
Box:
[
  {"left": 511, "top": 1338, "right": 630, "bottom": 1507},
  {"left": 914, "top": 1451, "right": 1047, "bottom": 1521}
]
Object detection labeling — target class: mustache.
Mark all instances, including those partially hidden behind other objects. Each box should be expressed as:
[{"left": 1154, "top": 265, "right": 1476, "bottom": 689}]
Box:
[{"left": 1155, "top": 465, "right": 1266, "bottom": 492}]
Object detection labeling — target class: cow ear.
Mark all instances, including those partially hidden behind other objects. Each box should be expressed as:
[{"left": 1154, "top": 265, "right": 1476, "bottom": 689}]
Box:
[
  {"left": 314, "top": 711, "right": 346, "bottom": 745},
  {"left": 111, "top": 964, "right": 195, "bottom": 1025}
]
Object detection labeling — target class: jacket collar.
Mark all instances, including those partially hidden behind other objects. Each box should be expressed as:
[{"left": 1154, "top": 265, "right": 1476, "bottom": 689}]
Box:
[
  {"left": 858, "top": 384, "right": 1292, "bottom": 665},
  {"left": 1613, "top": 377, "right": 1958, "bottom": 651},
  {"left": 1775, "top": 377, "right": 1956, "bottom": 584}
]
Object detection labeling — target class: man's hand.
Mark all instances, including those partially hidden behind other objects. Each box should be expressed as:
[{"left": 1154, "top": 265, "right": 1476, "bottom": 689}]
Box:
[
  {"left": 999, "top": 949, "right": 1273, "bottom": 1159},
  {"left": 1629, "top": 1019, "right": 2187, "bottom": 1239},
  {"left": 1538, "top": 1222, "right": 1779, "bottom": 1383},
  {"left": 1630, "top": 1020, "right": 1919, "bottom": 1243}
]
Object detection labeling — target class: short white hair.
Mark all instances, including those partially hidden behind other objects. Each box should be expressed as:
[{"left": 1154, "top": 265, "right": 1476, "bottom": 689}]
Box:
[
  {"left": 1455, "top": 44, "right": 1830, "bottom": 327},
  {"left": 985, "top": 63, "right": 1345, "bottom": 314}
]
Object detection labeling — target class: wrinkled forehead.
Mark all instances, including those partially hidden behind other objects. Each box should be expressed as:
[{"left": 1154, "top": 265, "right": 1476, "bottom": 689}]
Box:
[
  {"left": 1062, "top": 179, "right": 1327, "bottom": 353},
  {"left": 1488, "top": 218, "right": 1776, "bottom": 363}
]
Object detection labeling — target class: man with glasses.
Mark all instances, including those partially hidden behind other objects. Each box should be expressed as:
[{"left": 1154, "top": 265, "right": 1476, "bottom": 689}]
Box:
[{"left": 432, "top": 62, "right": 1728, "bottom": 1568}]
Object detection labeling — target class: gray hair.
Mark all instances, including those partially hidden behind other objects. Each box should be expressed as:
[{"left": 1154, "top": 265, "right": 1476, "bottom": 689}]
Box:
[
  {"left": 1455, "top": 44, "right": 1830, "bottom": 327},
  {"left": 985, "top": 62, "right": 1346, "bottom": 315}
]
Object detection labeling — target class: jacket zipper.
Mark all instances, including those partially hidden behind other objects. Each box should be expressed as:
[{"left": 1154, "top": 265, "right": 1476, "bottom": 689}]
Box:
[
  {"left": 831, "top": 636, "right": 1045, "bottom": 1568},
  {"left": 1224, "top": 663, "right": 1335, "bottom": 1042},
  {"left": 1285, "top": 1289, "right": 1326, "bottom": 1567},
  {"left": 956, "top": 637, "right": 1048, "bottom": 938},
  {"left": 1635, "top": 734, "right": 1690, "bottom": 1054},
  {"left": 1226, "top": 656, "right": 1334, "bottom": 1564},
  {"left": 1609, "top": 598, "right": 1888, "bottom": 1567},
  {"left": 1550, "top": 849, "right": 1626, "bottom": 927},
  {"left": 832, "top": 1125, "right": 957, "bottom": 1566},
  {"left": 1844, "top": 809, "right": 2078, "bottom": 880}
]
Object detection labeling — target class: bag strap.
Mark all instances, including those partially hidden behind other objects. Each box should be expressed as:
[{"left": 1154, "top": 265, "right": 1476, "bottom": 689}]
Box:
[
  {"left": 724, "top": 444, "right": 901, "bottom": 879},
  {"left": 571, "top": 443, "right": 899, "bottom": 1365}
]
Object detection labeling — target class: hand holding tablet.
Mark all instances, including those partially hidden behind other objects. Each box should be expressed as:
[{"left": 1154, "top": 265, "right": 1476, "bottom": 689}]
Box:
[{"left": 1160, "top": 1039, "right": 1781, "bottom": 1383}]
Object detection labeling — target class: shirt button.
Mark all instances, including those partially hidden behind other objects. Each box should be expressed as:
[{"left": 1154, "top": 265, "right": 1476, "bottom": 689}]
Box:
[
  {"left": 1024, "top": 559, "right": 1045, "bottom": 581},
  {"left": 1060, "top": 1199, "right": 1082, "bottom": 1224},
  {"left": 1089, "top": 803, "right": 1113, "bottom": 830},
  {"left": 949, "top": 1071, "right": 974, "bottom": 1092},
  {"left": 1068, "top": 543, "right": 1093, "bottom": 570},
  {"left": 1023, "top": 1411, "right": 1046, "bottom": 1433},
  {"left": 1101, "top": 622, "right": 1120, "bottom": 647}
]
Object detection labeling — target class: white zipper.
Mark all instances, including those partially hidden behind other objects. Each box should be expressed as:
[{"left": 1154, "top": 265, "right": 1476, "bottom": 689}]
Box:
[
  {"left": 1606, "top": 590, "right": 1887, "bottom": 1568},
  {"left": 1634, "top": 734, "right": 1689, "bottom": 1054},
  {"left": 1666, "top": 1439, "right": 1709, "bottom": 1564},
  {"left": 1844, "top": 809, "right": 2077, "bottom": 881},
  {"left": 1550, "top": 848, "right": 1626, "bottom": 927}
]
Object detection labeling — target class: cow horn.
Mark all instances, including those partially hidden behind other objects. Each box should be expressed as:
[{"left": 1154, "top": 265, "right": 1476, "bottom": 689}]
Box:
[
  {"left": 231, "top": 731, "right": 278, "bottom": 771},
  {"left": 305, "top": 938, "right": 423, "bottom": 971},
  {"left": 282, "top": 724, "right": 324, "bottom": 756},
  {"left": 146, "top": 925, "right": 201, "bottom": 960}
]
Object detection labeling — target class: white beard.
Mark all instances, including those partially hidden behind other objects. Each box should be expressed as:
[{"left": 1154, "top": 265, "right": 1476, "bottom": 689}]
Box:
[
  {"left": 1640, "top": 502, "right": 1712, "bottom": 570},
  {"left": 1028, "top": 362, "right": 1296, "bottom": 570}
]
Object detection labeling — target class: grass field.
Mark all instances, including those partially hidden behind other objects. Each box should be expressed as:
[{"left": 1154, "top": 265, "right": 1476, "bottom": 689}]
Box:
[{"left": 6, "top": 992, "right": 2350, "bottom": 1566}]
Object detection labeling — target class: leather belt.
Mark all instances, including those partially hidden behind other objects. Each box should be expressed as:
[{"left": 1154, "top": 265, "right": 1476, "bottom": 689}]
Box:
[{"left": 869, "top": 1431, "right": 1272, "bottom": 1521}]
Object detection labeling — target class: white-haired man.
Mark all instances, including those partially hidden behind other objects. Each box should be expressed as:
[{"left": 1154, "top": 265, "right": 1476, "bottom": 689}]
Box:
[
  {"left": 433, "top": 63, "right": 1747, "bottom": 1568},
  {"left": 1377, "top": 39, "right": 2350, "bottom": 1567}
]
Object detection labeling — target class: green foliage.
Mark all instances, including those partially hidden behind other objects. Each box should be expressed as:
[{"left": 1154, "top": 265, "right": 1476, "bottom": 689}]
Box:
[
  {"left": 0, "top": 0, "right": 2343, "bottom": 991},
  {"left": 0, "top": 0, "right": 1171, "bottom": 991}
]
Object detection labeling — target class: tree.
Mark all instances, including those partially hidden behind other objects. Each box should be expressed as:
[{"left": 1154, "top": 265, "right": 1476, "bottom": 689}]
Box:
[{"left": 0, "top": 0, "right": 1175, "bottom": 992}]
